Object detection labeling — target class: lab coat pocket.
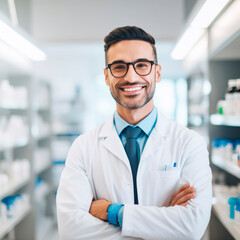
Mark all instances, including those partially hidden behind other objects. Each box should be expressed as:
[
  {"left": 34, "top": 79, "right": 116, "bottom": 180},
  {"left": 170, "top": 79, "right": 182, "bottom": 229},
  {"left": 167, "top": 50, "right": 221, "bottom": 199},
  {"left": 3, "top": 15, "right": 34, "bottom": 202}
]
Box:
[
  {"left": 157, "top": 168, "right": 180, "bottom": 177},
  {"left": 149, "top": 168, "right": 181, "bottom": 206}
]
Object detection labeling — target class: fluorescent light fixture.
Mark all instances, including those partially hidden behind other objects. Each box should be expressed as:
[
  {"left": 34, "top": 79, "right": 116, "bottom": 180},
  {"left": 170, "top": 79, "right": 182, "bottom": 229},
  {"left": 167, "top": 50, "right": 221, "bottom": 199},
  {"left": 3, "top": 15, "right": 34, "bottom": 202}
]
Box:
[
  {"left": 171, "top": 27, "right": 204, "bottom": 60},
  {"left": 8, "top": 0, "right": 18, "bottom": 26},
  {"left": 0, "top": 40, "right": 31, "bottom": 70},
  {"left": 171, "top": 0, "right": 231, "bottom": 60},
  {"left": 191, "top": 0, "right": 230, "bottom": 28},
  {"left": 0, "top": 20, "right": 46, "bottom": 61}
]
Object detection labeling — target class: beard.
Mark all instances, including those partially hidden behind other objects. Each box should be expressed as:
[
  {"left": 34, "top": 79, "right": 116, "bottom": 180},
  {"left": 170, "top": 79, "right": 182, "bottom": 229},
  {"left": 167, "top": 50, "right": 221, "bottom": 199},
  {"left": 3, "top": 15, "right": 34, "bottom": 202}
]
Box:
[{"left": 109, "top": 77, "right": 156, "bottom": 110}]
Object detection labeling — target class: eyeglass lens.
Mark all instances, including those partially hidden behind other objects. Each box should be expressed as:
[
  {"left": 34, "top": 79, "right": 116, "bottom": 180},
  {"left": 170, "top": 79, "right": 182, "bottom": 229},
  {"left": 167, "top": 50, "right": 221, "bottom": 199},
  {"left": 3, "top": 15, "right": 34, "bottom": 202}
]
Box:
[{"left": 110, "top": 61, "right": 152, "bottom": 77}]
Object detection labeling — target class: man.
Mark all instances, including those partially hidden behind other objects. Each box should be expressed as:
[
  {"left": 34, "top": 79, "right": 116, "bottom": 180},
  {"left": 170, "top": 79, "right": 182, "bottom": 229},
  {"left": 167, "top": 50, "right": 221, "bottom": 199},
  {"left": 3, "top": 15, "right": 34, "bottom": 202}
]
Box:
[{"left": 57, "top": 26, "right": 212, "bottom": 240}]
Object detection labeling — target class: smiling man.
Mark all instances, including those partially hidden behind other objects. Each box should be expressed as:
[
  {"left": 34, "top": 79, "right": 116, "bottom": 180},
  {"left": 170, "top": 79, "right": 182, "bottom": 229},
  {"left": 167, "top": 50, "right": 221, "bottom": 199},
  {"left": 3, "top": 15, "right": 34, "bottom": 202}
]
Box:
[
  {"left": 57, "top": 26, "right": 212, "bottom": 240},
  {"left": 105, "top": 40, "right": 159, "bottom": 113}
]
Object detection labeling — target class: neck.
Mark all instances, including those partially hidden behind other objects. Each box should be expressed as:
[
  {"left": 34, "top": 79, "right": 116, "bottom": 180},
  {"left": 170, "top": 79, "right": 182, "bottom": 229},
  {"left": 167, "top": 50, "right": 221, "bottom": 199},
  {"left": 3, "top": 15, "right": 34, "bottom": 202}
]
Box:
[{"left": 116, "top": 101, "right": 154, "bottom": 125}]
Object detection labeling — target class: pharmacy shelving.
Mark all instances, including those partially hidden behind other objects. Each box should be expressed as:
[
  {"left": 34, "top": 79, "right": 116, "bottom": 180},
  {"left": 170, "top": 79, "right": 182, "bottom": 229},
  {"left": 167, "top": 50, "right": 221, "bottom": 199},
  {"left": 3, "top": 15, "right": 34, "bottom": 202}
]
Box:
[
  {"left": 180, "top": 1, "right": 240, "bottom": 239},
  {"left": 32, "top": 79, "right": 55, "bottom": 239},
  {"left": 36, "top": 216, "right": 54, "bottom": 240},
  {"left": 35, "top": 134, "right": 51, "bottom": 141},
  {"left": 212, "top": 204, "right": 240, "bottom": 240},
  {"left": 52, "top": 91, "right": 83, "bottom": 193},
  {"left": 0, "top": 138, "right": 29, "bottom": 151},
  {"left": 0, "top": 205, "right": 31, "bottom": 240},
  {"left": 35, "top": 160, "right": 52, "bottom": 175},
  {"left": 0, "top": 107, "right": 28, "bottom": 114},
  {"left": 212, "top": 184, "right": 240, "bottom": 240},
  {"left": 187, "top": 75, "right": 210, "bottom": 142},
  {"left": 0, "top": 176, "right": 30, "bottom": 200},
  {"left": 52, "top": 132, "right": 79, "bottom": 192},
  {"left": 207, "top": 1, "right": 240, "bottom": 239},
  {"left": 210, "top": 114, "right": 240, "bottom": 127},
  {"left": 212, "top": 199, "right": 240, "bottom": 240},
  {"left": 0, "top": 76, "right": 54, "bottom": 240},
  {"left": 0, "top": 75, "right": 35, "bottom": 240},
  {"left": 212, "top": 155, "right": 240, "bottom": 180},
  {"left": 0, "top": 105, "right": 28, "bottom": 110}
]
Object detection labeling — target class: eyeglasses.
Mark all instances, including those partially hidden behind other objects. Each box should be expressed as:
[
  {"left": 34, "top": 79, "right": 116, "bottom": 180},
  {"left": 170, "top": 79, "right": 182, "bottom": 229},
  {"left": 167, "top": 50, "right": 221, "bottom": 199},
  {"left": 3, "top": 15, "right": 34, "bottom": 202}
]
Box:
[{"left": 106, "top": 60, "right": 158, "bottom": 78}]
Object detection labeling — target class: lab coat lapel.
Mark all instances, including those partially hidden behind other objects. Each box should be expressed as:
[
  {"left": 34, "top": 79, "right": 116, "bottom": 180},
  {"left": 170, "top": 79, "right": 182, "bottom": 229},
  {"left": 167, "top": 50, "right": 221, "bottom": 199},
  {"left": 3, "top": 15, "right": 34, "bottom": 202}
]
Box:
[
  {"left": 99, "top": 112, "right": 170, "bottom": 165},
  {"left": 141, "top": 112, "right": 169, "bottom": 160},
  {"left": 99, "top": 116, "right": 129, "bottom": 166}
]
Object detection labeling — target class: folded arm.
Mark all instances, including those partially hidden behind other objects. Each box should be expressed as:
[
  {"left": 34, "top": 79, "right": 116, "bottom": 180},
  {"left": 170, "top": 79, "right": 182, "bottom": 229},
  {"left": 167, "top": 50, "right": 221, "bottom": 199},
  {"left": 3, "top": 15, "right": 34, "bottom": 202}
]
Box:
[
  {"left": 121, "top": 135, "right": 212, "bottom": 240},
  {"left": 90, "top": 183, "right": 196, "bottom": 223},
  {"left": 56, "top": 140, "right": 122, "bottom": 240},
  {"left": 90, "top": 135, "right": 212, "bottom": 240}
]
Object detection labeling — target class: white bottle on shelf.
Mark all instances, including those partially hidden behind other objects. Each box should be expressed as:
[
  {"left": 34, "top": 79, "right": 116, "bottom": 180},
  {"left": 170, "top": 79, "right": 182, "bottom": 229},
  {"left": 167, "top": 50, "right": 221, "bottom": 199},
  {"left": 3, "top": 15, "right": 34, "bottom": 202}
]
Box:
[
  {"left": 0, "top": 203, "right": 8, "bottom": 225},
  {"left": 0, "top": 173, "right": 9, "bottom": 193},
  {"left": 225, "top": 79, "right": 237, "bottom": 115},
  {"left": 225, "top": 141, "right": 233, "bottom": 162},
  {"left": 234, "top": 79, "right": 240, "bottom": 116}
]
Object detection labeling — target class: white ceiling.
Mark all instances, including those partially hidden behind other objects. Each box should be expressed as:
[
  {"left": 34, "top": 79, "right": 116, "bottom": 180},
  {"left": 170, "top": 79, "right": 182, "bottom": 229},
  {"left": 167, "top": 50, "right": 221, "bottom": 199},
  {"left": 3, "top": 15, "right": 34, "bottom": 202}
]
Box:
[{"left": 31, "top": 0, "right": 185, "bottom": 42}]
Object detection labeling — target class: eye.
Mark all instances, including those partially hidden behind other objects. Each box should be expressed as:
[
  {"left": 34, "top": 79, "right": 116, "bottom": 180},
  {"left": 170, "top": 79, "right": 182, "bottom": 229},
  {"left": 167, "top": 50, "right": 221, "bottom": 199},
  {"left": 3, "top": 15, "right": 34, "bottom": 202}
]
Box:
[
  {"left": 112, "top": 63, "right": 126, "bottom": 71},
  {"left": 135, "top": 62, "right": 149, "bottom": 69}
]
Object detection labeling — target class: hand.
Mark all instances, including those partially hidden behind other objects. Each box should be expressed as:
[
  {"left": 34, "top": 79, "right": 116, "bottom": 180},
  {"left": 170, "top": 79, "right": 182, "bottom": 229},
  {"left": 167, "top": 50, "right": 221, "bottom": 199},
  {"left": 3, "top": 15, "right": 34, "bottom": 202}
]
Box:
[
  {"left": 89, "top": 199, "right": 111, "bottom": 221},
  {"left": 170, "top": 183, "right": 195, "bottom": 207}
]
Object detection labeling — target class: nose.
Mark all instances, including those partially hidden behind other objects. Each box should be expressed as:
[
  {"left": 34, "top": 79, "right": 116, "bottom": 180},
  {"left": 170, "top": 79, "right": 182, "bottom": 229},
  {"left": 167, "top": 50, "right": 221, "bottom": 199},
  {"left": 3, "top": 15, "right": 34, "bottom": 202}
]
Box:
[{"left": 124, "top": 64, "right": 139, "bottom": 82}]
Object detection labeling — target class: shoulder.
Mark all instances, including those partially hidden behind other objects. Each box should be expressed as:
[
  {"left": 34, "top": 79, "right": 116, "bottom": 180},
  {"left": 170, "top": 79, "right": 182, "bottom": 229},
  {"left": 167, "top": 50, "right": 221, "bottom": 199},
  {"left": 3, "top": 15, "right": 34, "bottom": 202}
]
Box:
[
  {"left": 65, "top": 119, "right": 113, "bottom": 165},
  {"left": 73, "top": 117, "right": 114, "bottom": 147},
  {"left": 156, "top": 112, "right": 206, "bottom": 146}
]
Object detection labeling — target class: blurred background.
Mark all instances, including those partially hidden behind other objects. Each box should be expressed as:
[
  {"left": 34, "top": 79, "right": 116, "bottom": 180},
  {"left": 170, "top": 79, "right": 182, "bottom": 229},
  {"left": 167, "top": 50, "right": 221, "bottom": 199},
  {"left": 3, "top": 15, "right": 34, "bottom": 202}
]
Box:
[{"left": 0, "top": 0, "right": 240, "bottom": 239}]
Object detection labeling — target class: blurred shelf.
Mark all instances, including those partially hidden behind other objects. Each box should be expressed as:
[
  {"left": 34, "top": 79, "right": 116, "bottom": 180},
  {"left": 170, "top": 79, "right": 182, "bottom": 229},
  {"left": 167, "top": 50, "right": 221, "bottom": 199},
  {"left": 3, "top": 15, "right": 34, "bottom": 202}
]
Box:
[
  {"left": 35, "top": 134, "right": 51, "bottom": 141},
  {"left": 35, "top": 161, "right": 52, "bottom": 175},
  {"left": 0, "top": 176, "right": 30, "bottom": 200},
  {"left": 53, "top": 160, "right": 65, "bottom": 165},
  {"left": 0, "top": 205, "right": 31, "bottom": 239},
  {"left": 210, "top": 114, "right": 240, "bottom": 127},
  {"left": 38, "top": 108, "right": 50, "bottom": 112},
  {"left": 212, "top": 155, "right": 240, "bottom": 179},
  {"left": 213, "top": 200, "right": 240, "bottom": 240},
  {"left": 0, "top": 104, "right": 28, "bottom": 110},
  {"left": 35, "top": 184, "right": 52, "bottom": 202},
  {"left": 0, "top": 138, "right": 28, "bottom": 151},
  {"left": 36, "top": 217, "right": 54, "bottom": 240},
  {"left": 54, "top": 132, "right": 81, "bottom": 137}
]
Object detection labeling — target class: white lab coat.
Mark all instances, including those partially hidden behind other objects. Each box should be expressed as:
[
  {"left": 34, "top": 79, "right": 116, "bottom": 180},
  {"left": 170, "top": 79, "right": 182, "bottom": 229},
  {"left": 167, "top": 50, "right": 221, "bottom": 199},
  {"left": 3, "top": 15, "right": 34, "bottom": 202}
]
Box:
[{"left": 57, "top": 112, "right": 212, "bottom": 240}]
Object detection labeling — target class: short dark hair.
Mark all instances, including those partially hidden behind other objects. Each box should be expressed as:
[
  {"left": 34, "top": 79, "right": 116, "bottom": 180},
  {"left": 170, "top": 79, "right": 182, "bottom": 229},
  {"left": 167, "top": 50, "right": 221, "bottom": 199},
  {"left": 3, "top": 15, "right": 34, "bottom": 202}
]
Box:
[{"left": 104, "top": 26, "right": 158, "bottom": 66}]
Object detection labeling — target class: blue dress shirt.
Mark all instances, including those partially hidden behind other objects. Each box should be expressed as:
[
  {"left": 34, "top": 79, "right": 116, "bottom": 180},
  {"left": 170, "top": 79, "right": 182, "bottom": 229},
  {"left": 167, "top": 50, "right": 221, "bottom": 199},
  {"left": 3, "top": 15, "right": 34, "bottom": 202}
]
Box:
[{"left": 107, "top": 107, "right": 158, "bottom": 227}]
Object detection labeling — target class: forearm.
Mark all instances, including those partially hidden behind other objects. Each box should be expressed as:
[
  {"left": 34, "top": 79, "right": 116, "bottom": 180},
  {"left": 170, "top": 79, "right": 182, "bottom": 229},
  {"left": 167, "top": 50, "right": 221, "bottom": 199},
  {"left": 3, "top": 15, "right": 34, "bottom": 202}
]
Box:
[
  {"left": 57, "top": 207, "right": 122, "bottom": 240},
  {"left": 122, "top": 198, "right": 212, "bottom": 240}
]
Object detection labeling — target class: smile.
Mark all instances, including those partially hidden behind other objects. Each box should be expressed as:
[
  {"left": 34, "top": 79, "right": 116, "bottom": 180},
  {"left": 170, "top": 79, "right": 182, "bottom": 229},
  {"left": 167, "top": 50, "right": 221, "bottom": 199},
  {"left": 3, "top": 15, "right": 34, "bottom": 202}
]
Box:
[{"left": 122, "top": 87, "right": 143, "bottom": 92}]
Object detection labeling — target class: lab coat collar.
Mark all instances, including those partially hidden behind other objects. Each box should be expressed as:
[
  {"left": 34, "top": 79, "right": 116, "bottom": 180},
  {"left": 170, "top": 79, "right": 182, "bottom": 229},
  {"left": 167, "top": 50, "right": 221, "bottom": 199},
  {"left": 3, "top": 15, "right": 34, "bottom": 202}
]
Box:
[
  {"left": 99, "top": 110, "right": 170, "bottom": 162},
  {"left": 99, "top": 110, "right": 170, "bottom": 137},
  {"left": 141, "top": 112, "right": 170, "bottom": 159},
  {"left": 99, "top": 115, "right": 129, "bottom": 166},
  {"left": 154, "top": 111, "right": 171, "bottom": 137}
]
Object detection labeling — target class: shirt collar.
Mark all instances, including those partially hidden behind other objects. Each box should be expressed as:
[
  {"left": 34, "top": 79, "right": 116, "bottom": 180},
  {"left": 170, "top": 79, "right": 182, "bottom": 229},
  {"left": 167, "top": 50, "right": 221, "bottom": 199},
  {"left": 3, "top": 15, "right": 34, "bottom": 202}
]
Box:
[{"left": 114, "top": 107, "right": 158, "bottom": 136}]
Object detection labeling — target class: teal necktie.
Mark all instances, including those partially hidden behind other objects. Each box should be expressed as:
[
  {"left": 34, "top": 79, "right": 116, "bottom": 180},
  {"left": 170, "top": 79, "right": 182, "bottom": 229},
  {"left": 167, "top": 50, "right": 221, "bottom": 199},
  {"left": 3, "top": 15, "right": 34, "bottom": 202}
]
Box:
[{"left": 124, "top": 126, "right": 142, "bottom": 204}]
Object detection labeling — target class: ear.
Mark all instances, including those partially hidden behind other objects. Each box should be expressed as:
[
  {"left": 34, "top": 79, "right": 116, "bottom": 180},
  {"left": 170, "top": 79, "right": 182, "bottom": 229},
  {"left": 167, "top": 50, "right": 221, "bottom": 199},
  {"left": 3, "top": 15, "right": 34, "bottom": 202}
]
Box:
[
  {"left": 104, "top": 68, "right": 110, "bottom": 86},
  {"left": 155, "top": 64, "right": 161, "bottom": 83}
]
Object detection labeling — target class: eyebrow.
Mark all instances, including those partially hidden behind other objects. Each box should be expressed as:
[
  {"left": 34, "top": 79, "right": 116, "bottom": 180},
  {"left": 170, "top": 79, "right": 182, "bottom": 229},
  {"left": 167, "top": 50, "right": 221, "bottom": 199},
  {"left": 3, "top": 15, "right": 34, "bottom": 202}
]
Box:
[{"left": 110, "top": 58, "right": 152, "bottom": 65}]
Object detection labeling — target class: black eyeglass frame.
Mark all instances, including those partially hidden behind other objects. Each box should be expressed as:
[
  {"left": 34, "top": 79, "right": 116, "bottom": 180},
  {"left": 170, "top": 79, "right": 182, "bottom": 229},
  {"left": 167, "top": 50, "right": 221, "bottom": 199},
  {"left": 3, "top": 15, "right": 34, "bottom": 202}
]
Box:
[{"left": 106, "top": 60, "right": 158, "bottom": 78}]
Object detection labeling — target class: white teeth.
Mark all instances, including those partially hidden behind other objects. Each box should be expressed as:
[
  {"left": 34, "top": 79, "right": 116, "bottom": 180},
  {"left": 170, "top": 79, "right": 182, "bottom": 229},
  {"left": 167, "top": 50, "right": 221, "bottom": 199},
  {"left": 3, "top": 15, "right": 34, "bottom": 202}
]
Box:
[{"left": 123, "top": 87, "right": 142, "bottom": 92}]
